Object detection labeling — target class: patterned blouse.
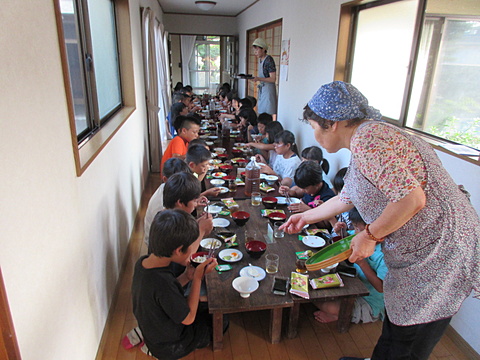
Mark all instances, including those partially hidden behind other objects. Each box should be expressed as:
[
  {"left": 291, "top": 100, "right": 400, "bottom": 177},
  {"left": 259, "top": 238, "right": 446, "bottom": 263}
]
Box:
[{"left": 340, "top": 121, "right": 480, "bottom": 326}]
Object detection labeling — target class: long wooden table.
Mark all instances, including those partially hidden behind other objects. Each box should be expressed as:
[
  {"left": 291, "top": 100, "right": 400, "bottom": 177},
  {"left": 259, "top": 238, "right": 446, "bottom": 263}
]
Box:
[{"left": 204, "top": 199, "right": 369, "bottom": 351}]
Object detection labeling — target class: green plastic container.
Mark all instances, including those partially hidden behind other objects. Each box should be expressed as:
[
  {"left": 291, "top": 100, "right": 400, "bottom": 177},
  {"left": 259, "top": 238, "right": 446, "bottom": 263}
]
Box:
[{"left": 306, "top": 234, "right": 354, "bottom": 268}]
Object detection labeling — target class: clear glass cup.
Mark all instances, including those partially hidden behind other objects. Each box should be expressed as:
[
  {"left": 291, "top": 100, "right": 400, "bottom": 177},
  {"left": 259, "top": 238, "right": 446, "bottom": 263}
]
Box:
[
  {"left": 265, "top": 253, "right": 279, "bottom": 274},
  {"left": 244, "top": 229, "right": 257, "bottom": 244},
  {"left": 251, "top": 192, "right": 261, "bottom": 206},
  {"left": 273, "top": 221, "right": 284, "bottom": 238},
  {"left": 295, "top": 258, "right": 308, "bottom": 274}
]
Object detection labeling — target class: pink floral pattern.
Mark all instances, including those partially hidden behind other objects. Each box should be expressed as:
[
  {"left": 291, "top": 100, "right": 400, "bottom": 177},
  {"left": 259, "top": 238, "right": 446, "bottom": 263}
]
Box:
[{"left": 350, "top": 122, "right": 427, "bottom": 203}]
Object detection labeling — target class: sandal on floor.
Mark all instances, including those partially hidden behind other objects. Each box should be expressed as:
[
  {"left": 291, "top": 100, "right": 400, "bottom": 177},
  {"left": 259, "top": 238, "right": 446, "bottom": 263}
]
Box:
[{"left": 122, "top": 327, "right": 144, "bottom": 349}]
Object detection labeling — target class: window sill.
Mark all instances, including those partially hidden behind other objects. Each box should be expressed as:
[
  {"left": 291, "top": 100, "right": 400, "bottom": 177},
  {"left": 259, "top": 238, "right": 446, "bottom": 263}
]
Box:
[
  {"left": 403, "top": 129, "right": 480, "bottom": 166},
  {"left": 75, "top": 106, "right": 135, "bottom": 175}
]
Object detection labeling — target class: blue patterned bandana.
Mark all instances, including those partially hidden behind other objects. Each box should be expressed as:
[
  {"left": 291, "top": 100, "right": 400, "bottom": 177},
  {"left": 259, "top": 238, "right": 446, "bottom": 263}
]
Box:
[{"left": 307, "top": 81, "right": 382, "bottom": 122}]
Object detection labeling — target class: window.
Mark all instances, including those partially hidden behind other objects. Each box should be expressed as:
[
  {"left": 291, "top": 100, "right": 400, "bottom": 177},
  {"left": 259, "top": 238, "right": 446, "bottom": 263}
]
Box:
[
  {"left": 337, "top": 0, "right": 480, "bottom": 154},
  {"left": 55, "top": 0, "right": 135, "bottom": 175},
  {"left": 189, "top": 36, "right": 221, "bottom": 94},
  {"left": 59, "top": 0, "right": 122, "bottom": 142},
  {"left": 406, "top": 16, "right": 480, "bottom": 149}
]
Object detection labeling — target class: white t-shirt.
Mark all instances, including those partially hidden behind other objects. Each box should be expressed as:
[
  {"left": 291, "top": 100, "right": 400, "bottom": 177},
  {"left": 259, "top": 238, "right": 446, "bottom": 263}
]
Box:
[
  {"left": 144, "top": 183, "right": 165, "bottom": 246},
  {"left": 273, "top": 154, "right": 301, "bottom": 183}
]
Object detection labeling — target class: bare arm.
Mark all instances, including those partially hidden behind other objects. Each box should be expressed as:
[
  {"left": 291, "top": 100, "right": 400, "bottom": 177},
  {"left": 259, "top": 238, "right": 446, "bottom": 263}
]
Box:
[
  {"left": 281, "top": 196, "right": 354, "bottom": 234},
  {"left": 349, "top": 186, "right": 426, "bottom": 262},
  {"left": 253, "top": 71, "right": 276, "bottom": 84},
  {"left": 182, "top": 257, "right": 217, "bottom": 325},
  {"left": 248, "top": 142, "right": 275, "bottom": 151},
  {"left": 356, "top": 259, "right": 383, "bottom": 293}
]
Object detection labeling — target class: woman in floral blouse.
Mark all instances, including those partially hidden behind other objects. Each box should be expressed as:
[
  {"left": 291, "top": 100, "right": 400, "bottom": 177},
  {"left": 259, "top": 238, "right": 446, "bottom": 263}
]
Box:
[{"left": 282, "top": 81, "right": 480, "bottom": 360}]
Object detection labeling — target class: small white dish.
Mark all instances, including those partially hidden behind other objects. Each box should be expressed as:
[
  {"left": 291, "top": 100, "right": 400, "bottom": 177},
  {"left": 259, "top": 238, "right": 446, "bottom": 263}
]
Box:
[
  {"left": 200, "top": 238, "right": 222, "bottom": 250},
  {"left": 232, "top": 276, "right": 259, "bottom": 298},
  {"left": 212, "top": 172, "right": 227, "bottom": 178},
  {"left": 212, "top": 218, "right": 230, "bottom": 228},
  {"left": 239, "top": 266, "right": 266, "bottom": 281},
  {"left": 206, "top": 205, "right": 223, "bottom": 215},
  {"left": 206, "top": 141, "right": 214, "bottom": 146},
  {"left": 218, "top": 186, "right": 229, "bottom": 194},
  {"left": 214, "top": 147, "right": 226, "bottom": 154},
  {"left": 210, "top": 179, "right": 225, "bottom": 187},
  {"left": 208, "top": 135, "right": 218, "bottom": 140},
  {"left": 218, "top": 249, "right": 243, "bottom": 262},
  {"left": 321, "top": 263, "right": 339, "bottom": 273},
  {"left": 260, "top": 173, "right": 268, "bottom": 179},
  {"left": 276, "top": 197, "right": 301, "bottom": 205},
  {"left": 210, "top": 159, "right": 222, "bottom": 165},
  {"left": 302, "top": 235, "right": 326, "bottom": 248},
  {"left": 264, "top": 175, "right": 278, "bottom": 185}
]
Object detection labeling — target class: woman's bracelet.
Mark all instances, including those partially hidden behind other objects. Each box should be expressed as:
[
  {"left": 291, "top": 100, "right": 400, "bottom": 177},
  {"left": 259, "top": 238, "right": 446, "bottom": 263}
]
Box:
[{"left": 365, "top": 224, "right": 385, "bottom": 242}]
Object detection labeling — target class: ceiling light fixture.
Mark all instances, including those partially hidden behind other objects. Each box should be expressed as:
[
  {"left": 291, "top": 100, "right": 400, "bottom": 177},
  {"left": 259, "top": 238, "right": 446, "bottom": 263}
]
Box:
[{"left": 195, "top": 1, "right": 216, "bottom": 11}]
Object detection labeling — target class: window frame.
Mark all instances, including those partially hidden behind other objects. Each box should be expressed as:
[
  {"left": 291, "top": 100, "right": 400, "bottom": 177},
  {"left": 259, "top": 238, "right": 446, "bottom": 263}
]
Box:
[
  {"left": 188, "top": 36, "right": 221, "bottom": 94},
  {"left": 335, "top": 0, "right": 480, "bottom": 164},
  {"left": 54, "top": 0, "right": 136, "bottom": 175}
]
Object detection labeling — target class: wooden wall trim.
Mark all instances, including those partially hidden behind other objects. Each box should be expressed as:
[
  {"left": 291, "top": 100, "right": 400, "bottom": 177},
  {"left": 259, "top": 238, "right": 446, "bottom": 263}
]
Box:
[{"left": 0, "top": 268, "right": 21, "bottom": 360}]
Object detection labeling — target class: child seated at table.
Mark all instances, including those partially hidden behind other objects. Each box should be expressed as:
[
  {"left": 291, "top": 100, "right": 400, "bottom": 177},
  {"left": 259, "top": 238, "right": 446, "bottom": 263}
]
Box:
[
  {"left": 144, "top": 158, "right": 191, "bottom": 246},
  {"left": 186, "top": 144, "right": 221, "bottom": 198},
  {"left": 280, "top": 160, "right": 336, "bottom": 214},
  {"left": 330, "top": 167, "right": 354, "bottom": 238},
  {"left": 248, "top": 120, "right": 283, "bottom": 162},
  {"left": 237, "top": 107, "right": 258, "bottom": 142},
  {"left": 301, "top": 146, "right": 331, "bottom": 187},
  {"left": 247, "top": 112, "right": 272, "bottom": 145},
  {"left": 132, "top": 209, "right": 218, "bottom": 359},
  {"left": 161, "top": 115, "right": 201, "bottom": 170},
  {"left": 255, "top": 130, "right": 301, "bottom": 187},
  {"left": 124, "top": 172, "right": 214, "bottom": 351},
  {"left": 313, "top": 207, "right": 387, "bottom": 324}
]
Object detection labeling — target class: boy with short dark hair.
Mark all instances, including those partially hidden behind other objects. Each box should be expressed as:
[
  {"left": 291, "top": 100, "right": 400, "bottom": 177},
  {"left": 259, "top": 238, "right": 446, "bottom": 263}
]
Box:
[
  {"left": 186, "top": 144, "right": 221, "bottom": 198},
  {"left": 161, "top": 116, "right": 200, "bottom": 170},
  {"left": 132, "top": 209, "right": 217, "bottom": 359},
  {"left": 144, "top": 158, "right": 191, "bottom": 246},
  {"left": 280, "top": 160, "right": 336, "bottom": 214}
]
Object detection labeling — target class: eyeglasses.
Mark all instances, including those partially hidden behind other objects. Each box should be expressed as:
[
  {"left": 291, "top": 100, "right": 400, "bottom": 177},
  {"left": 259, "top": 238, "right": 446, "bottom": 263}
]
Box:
[{"left": 273, "top": 143, "right": 285, "bottom": 148}]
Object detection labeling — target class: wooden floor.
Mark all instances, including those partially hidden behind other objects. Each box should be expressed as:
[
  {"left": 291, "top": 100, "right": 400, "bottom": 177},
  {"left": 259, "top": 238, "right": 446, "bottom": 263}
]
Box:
[{"left": 95, "top": 173, "right": 475, "bottom": 360}]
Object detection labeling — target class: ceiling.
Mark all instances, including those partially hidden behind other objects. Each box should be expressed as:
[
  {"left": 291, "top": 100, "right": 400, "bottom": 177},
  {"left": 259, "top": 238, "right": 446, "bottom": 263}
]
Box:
[{"left": 156, "top": 0, "right": 259, "bottom": 17}]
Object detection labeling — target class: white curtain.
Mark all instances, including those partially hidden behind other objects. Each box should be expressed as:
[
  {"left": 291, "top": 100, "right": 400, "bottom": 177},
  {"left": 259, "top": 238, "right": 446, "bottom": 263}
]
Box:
[
  {"left": 141, "top": 8, "right": 170, "bottom": 172},
  {"left": 154, "top": 20, "right": 170, "bottom": 150},
  {"left": 180, "top": 35, "right": 196, "bottom": 85}
]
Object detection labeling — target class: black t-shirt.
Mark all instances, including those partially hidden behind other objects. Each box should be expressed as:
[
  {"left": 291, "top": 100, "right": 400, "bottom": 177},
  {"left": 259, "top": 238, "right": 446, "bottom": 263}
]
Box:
[
  {"left": 302, "top": 181, "right": 336, "bottom": 206},
  {"left": 132, "top": 256, "right": 195, "bottom": 358}
]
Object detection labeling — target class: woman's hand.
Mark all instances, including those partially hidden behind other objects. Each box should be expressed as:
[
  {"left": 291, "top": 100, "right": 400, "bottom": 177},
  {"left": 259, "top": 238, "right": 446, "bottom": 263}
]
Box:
[
  {"left": 348, "top": 231, "right": 377, "bottom": 263},
  {"left": 280, "top": 213, "right": 307, "bottom": 234},
  {"left": 288, "top": 201, "right": 311, "bottom": 213}
]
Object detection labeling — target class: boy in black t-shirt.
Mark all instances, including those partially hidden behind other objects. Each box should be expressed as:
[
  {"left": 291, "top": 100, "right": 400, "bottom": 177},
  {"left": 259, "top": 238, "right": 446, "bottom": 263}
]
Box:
[{"left": 132, "top": 209, "right": 218, "bottom": 359}]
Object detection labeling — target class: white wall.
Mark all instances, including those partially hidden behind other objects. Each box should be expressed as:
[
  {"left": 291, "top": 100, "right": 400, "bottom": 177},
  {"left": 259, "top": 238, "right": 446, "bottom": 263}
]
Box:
[
  {"left": 236, "top": 0, "right": 349, "bottom": 182},
  {"left": 234, "top": 0, "right": 480, "bottom": 353},
  {"left": 0, "top": 0, "right": 163, "bottom": 359},
  {"left": 164, "top": 13, "right": 238, "bottom": 35}
]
